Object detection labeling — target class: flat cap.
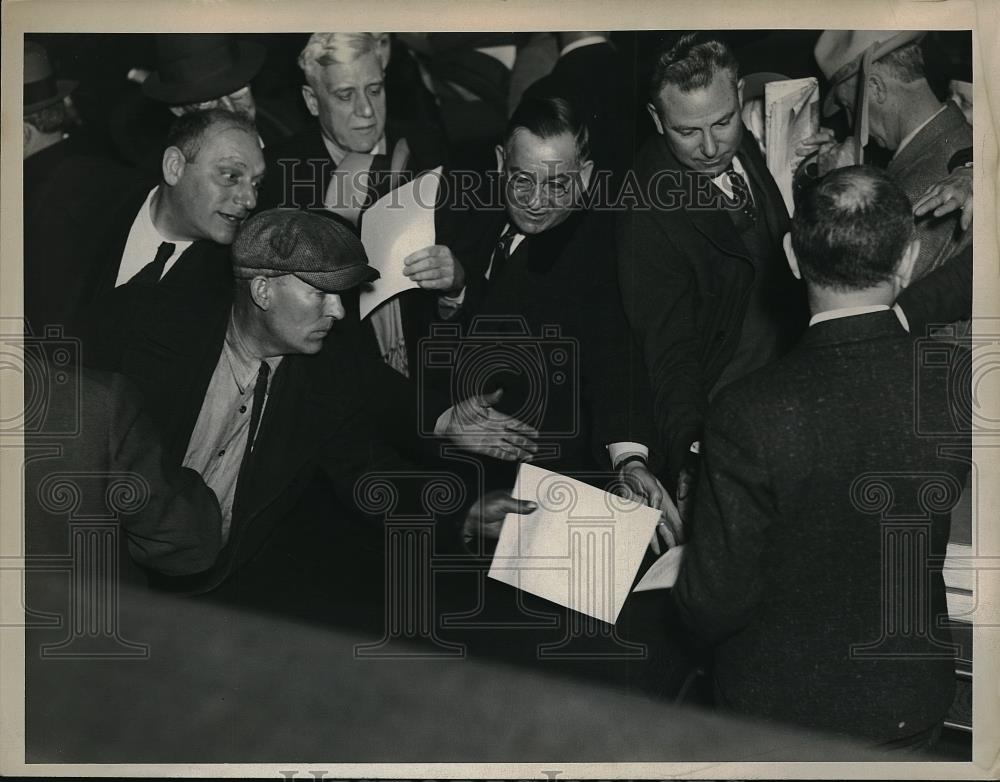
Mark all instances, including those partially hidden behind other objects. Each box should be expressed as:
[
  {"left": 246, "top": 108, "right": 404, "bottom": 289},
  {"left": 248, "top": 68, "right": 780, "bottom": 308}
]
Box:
[{"left": 232, "top": 209, "right": 378, "bottom": 292}]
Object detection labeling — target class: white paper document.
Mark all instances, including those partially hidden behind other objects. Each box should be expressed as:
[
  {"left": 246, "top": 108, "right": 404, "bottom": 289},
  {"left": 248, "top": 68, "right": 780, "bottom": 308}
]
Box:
[
  {"left": 487, "top": 463, "right": 660, "bottom": 625},
  {"left": 359, "top": 166, "right": 443, "bottom": 319},
  {"left": 764, "top": 77, "right": 819, "bottom": 215},
  {"left": 632, "top": 545, "right": 686, "bottom": 592}
]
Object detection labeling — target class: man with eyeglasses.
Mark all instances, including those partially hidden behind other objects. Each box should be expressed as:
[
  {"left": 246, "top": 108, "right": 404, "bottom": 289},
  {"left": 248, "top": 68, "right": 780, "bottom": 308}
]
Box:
[{"left": 428, "top": 95, "right": 675, "bottom": 533}]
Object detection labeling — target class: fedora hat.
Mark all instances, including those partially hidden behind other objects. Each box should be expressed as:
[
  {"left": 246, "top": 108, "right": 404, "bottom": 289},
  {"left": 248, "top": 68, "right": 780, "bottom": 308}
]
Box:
[
  {"left": 143, "top": 34, "right": 265, "bottom": 105},
  {"left": 814, "top": 30, "right": 926, "bottom": 116},
  {"left": 24, "top": 40, "right": 77, "bottom": 115}
]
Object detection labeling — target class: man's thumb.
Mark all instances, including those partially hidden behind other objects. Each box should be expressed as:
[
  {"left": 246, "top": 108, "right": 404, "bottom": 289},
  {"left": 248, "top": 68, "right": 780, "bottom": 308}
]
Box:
[{"left": 481, "top": 387, "right": 504, "bottom": 406}]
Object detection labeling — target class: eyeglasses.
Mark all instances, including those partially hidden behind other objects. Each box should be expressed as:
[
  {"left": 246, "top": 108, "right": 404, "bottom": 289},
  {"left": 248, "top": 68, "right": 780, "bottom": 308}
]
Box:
[{"left": 505, "top": 171, "right": 576, "bottom": 202}]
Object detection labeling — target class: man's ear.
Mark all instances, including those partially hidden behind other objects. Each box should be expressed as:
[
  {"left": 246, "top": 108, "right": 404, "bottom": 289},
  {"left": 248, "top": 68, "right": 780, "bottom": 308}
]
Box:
[
  {"left": 301, "top": 84, "right": 319, "bottom": 117},
  {"left": 494, "top": 143, "right": 505, "bottom": 174},
  {"left": 894, "top": 238, "right": 920, "bottom": 291},
  {"left": 22, "top": 122, "right": 34, "bottom": 155},
  {"left": 646, "top": 102, "right": 665, "bottom": 135},
  {"left": 249, "top": 276, "right": 272, "bottom": 310},
  {"left": 782, "top": 232, "right": 802, "bottom": 280},
  {"left": 737, "top": 77, "right": 746, "bottom": 109},
  {"left": 162, "top": 146, "right": 186, "bottom": 186},
  {"left": 868, "top": 72, "right": 887, "bottom": 104},
  {"left": 578, "top": 158, "right": 595, "bottom": 193}
]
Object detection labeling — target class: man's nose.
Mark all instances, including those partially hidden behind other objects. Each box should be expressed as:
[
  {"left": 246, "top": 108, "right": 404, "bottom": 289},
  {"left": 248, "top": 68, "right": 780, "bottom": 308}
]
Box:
[
  {"left": 702, "top": 131, "right": 718, "bottom": 159},
  {"left": 234, "top": 180, "right": 257, "bottom": 211},
  {"left": 354, "top": 92, "right": 374, "bottom": 118},
  {"left": 526, "top": 183, "right": 545, "bottom": 210},
  {"left": 325, "top": 294, "right": 346, "bottom": 320}
]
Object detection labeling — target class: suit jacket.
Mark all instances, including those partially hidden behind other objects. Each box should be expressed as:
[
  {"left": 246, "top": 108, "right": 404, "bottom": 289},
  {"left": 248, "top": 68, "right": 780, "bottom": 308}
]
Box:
[
  {"left": 24, "top": 155, "right": 154, "bottom": 342},
  {"left": 24, "top": 365, "right": 222, "bottom": 582},
  {"left": 673, "top": 310, "right": 970, "bottom": 741},
  {"left": 434, "top": 204, "right": 658, "bottom": 476},
  {"left": 617, "top": 130, "right": 807, "bottom": 482},
  {"left": 887, "top": 103, "right": 972, "bottom": 280},
  {"left": 896, "top": 244, "right": 972, "bottom": 336}
]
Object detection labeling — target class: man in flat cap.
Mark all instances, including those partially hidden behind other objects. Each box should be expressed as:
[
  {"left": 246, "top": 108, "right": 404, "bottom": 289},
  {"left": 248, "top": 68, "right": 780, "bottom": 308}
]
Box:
[
  {"left": 800, "top": 30, "right": 972, "bottom": 282},
  {"left": 123, "top": 208, "right": 530, "bottom": 593}
]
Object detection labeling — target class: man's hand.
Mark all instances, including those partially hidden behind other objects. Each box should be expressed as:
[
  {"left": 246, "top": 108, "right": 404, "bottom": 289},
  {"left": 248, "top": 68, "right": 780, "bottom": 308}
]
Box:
[
  {"left": 403, "top": 245, "right": 466, "bottom": 294},
  {"left": 616, "top": 461, "right": 685, "bottom": 553},
  {"left": 440, "top": 388, "right": 539, "bottom": 462},
  {"left": 913, "top": 166, "right": 973, "bottom": 231},
  {"left": 461, "top": 489, "right": 537, "bottom": 548},
  {"left": 795, "top": 128, "right": 856, "bottom": 176}
]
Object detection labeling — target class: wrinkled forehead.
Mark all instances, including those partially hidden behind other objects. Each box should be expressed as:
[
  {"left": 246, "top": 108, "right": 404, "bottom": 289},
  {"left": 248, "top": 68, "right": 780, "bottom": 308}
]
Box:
[
  {"left": 504, "top": 129, "right": 582, "bottom": 175},
  {"left": 656, "top": 72, "right": 740, "bottom": 123},
  {"left": 196, "top": 125, "right": 265, "bottom": 171},
  {"left": 315, "top": 51, "right": 384, "bottom": 91}
]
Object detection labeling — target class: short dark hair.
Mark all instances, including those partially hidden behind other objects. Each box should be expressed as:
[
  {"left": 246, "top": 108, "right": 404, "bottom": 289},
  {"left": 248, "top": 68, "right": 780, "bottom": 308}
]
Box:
[
  {"left": 165, "top": 107, "right": 258, "bottom": 162},
  {"left": 648, "top": 32, "right": 738, "bottom": 101},
  {"left": 791, "top": 165, "right": 915, "bottom": 291},
  {"left": 503, "top": 95, "right": 590, "bottom": 163}
]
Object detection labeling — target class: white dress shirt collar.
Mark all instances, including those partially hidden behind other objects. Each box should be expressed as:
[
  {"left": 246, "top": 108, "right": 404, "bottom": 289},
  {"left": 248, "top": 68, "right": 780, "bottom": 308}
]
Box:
[
  {"left": 115, "top": 187, "right": 193, "bottom": 287},
  {"left": 710, "top": 155, "right": 751, "bottom": 201},
  {"left": 809, "top": 303, "right": 909, "bottom": 332}
]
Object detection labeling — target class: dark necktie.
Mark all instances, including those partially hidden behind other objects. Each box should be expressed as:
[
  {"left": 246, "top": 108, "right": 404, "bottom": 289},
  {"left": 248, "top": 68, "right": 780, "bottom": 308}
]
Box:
[
  {"left": 132, "top": 241, "right": 176, "bottom": 288},
  {"left": 489, "top": 227, "right": 519, "bottom": 282},
  {"left": 726, "top": 167, "right": 757, "bottom": 224},
  {"left": 242, "top": 361, "right": 271, "bottom": 466}
]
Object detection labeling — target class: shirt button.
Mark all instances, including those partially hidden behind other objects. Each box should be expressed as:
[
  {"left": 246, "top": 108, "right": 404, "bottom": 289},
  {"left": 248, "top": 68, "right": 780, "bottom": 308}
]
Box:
[
  {"left": 218, "top": 449, "right": 226, "bottom": 458},
  {"left": 239, "top": 405, "right": 247, "bottom": 413}
]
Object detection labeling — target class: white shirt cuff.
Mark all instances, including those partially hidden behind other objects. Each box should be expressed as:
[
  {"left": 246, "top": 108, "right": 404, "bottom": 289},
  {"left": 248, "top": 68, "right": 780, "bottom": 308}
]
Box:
[{"left": 607, "top": 442, "right": 649, "bottom": 468}]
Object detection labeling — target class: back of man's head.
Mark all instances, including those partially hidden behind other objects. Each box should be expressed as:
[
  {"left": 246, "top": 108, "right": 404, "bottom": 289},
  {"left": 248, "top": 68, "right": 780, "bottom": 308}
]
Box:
[
  {"left": 648, "top": 32, "right": 738, "bottom": 101},
  {"left": 504, "top": 95, "right": 590, "bottom": 163},
  {"left": 792, "top": 165, "right": 915, "bottom": 291},
  {"left": 164, "top": 107, "right": 258, "bottom": 165}
]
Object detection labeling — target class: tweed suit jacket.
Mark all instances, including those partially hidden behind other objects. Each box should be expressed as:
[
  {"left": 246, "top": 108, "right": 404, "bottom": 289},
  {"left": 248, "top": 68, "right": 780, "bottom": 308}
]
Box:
[
  {"left": 673, "top": 310, "right": 970, "bottom": 741},
  {"left": 887, "top": 102, "right": 972, "bottom": 280}
]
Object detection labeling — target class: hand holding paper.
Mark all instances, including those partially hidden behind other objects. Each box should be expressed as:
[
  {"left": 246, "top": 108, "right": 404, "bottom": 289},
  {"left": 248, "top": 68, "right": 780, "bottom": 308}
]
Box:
[
  {"left": 359, "top": 166, "right": 443, "bottom": 318},
  {"left": 402, "top": 244, "right": 466, "bottom": 293},
  {"left": 488, "top": 463, "right": 660, "bottom": 625}
]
